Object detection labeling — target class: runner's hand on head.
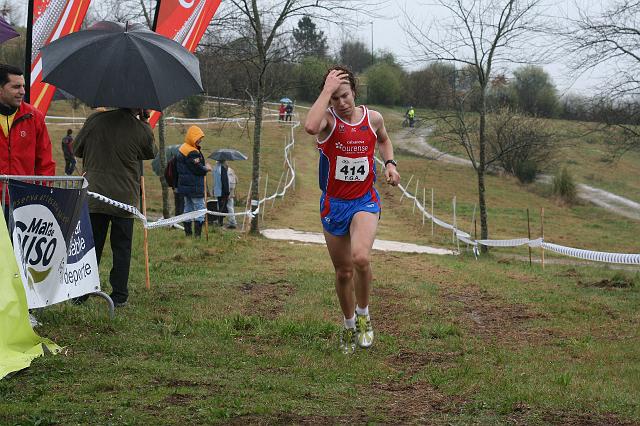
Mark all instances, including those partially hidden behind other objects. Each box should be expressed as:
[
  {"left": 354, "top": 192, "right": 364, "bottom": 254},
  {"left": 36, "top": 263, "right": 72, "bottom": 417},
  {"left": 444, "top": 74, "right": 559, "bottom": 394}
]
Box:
[{"left": 323, "top": 70, "right": 349, "bottom": 95}]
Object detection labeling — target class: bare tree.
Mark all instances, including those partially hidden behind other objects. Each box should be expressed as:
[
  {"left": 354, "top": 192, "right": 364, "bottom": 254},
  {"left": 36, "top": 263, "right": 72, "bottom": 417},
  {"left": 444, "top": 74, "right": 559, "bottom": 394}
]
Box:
[
  {"left": 568, "top": 0, "right": 640, "bottom": 98},
  {"left": 216, "top": 0, "right": 381, "bottom": 234},
  {"left": 565, "top": 0, "right": 640, "bottom": 154},
  {"left": 0, "top": 0, "right": 22, "bottom": 25},
  {"left": 404, "top": 0, "right": 548, "bottom": 251},
  {"left": 86, "top": 0, "right": 156, "bottom": 26}
]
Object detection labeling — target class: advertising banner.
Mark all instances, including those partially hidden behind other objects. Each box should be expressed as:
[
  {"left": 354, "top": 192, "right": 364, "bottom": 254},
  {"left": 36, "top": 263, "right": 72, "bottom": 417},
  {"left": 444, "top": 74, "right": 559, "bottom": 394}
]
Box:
[
  {"left": 8, "top": 179, "right": 99, "bottom": 308},
  {"left": 63, "top": 204, "right": 101, "bottom": 301},
  {"left": 27, "top": 0, "right": 92, "bottom": 114},
  {"left": 149, "top": 0, "right": 222, "bottom": 127}
]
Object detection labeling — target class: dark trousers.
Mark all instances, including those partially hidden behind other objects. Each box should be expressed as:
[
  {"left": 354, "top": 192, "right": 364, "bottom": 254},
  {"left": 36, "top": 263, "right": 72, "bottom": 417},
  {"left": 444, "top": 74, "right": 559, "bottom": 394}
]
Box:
[
  {"left": 64, "top": 159, "right": 76, "bottom": 175},
  {"left": 216, "top": 196, "right": 228, "bottom": 225},
  {"left": 174, "top": 190, "right": 184, "bottom": 216},
  {"left": 90, "top": 213, "right": 134, "bottom": 304}
]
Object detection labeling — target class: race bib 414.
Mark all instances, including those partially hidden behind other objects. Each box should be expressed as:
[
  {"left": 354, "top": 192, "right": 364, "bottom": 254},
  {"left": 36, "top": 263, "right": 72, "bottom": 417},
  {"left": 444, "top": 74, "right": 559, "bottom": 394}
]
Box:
[{"left": 335, "top": 156, "right": 369, "bottom": 182}]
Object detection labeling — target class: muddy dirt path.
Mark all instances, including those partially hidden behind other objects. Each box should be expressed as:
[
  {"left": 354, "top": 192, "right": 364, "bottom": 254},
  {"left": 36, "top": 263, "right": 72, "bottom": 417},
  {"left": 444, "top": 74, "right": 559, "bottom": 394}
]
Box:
[{"left": 393, "top": 127, "right": 640, "bottom": 221}]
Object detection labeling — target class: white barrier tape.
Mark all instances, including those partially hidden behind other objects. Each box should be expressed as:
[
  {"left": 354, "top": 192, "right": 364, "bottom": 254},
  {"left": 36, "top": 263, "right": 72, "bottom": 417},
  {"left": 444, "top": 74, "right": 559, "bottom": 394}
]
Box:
[
  {"left": 527, "top": 238, "right": 544, "bottom": 248},
  {"left": 477, "top": 238, "right": 534, "bottom": 247},
  {"left": 542, "top": 242, "right": 640, "bottom": 265},
  {"left": 145, "top": 209, "right": 206, "bottom": 229},
  {"left": 46, "top": 115, "right": 86, "bottom": 120},
  {"left": 382, "top": 157, "right": 639, "bottom": 264},
  {"left": 85, "top": 110, "right": 298, "bottom": 229},
  {"left": 87, "top": 191, "right": 147, "bottom": 222},
  {"left": 458, "top": 234, "right": 476, "bottom": 246},
  {"left": 87, "top": 192, "right": 255, "bottom": 229},
  {"left": 146, "top": 209, "right": 253, "bottom": 230},
  {"left": 252, "top": 121, "right": 298, "bottom": 216}
]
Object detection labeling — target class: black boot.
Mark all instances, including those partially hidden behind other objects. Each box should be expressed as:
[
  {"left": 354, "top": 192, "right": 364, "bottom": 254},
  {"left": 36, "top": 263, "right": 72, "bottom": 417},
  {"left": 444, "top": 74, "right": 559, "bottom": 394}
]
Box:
[
  {"left": 184, "top": 221, "right": 192, "bottom": 237},
  {"left": 194, "top": 221, "right": 203, "bottom": 238}
]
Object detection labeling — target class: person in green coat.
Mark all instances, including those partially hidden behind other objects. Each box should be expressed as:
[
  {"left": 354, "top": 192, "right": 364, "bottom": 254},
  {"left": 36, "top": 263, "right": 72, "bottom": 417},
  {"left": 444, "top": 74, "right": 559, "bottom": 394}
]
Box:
[{"left": 73, "top": 108, "right": 156, "bottom": 307}]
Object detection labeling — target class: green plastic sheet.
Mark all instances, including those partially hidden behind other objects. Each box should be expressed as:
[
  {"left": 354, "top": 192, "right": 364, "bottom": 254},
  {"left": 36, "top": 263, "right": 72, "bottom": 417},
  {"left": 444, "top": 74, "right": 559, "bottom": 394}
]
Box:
[{"left": 0, "top": 220, "right": 60, "bottom": 380}]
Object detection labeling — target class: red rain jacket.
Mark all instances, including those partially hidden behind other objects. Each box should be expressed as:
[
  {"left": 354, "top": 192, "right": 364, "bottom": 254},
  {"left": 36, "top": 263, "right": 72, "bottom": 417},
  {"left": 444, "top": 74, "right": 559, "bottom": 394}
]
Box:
[{"left": 0, "top": 101, "right": 56, "bottom": 177}]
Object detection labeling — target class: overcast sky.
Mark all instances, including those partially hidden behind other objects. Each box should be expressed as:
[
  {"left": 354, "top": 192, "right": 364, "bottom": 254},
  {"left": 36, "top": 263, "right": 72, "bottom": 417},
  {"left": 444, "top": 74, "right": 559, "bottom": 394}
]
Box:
[
  {"left": 8, "top": 0, "right": 618, "bottom": 96},
  {"left": 321, "top": 0, "right": 613, "bottom": 96}
]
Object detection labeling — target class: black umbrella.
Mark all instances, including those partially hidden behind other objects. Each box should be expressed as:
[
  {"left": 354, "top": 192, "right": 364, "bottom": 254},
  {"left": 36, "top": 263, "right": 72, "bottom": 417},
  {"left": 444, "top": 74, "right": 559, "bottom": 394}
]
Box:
[
  {"left": 40, "top": 21, "right": 203, "bottom": 111},
  {"left": 208, "top": 149, "right": 248, "bottom": 161}
]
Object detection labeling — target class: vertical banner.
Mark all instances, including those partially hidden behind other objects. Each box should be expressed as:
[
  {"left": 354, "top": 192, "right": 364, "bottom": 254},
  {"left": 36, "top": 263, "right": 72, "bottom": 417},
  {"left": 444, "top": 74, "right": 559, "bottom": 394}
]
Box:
[
  {"left": 149, "top": 0, "right": 222, "bottom": 127},
  {"left": 8, "top": 180, "right": 99, "bottom": 308},
  {"left": 27, "top": 0, "right": 92, "bottom": 114}
]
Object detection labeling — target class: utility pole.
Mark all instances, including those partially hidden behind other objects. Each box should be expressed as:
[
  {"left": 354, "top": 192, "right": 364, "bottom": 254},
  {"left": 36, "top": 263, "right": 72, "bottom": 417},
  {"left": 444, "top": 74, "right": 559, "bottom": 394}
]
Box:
[{"left": 370, "top": 21, "right": 374, "bottom": 66}]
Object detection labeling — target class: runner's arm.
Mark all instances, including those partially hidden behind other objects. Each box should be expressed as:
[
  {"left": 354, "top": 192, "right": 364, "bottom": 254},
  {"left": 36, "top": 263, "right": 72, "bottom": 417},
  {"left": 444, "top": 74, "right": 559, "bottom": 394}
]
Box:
[
  {"left": 371, "top": 111, "right": 400, "bottom": 186},
  {"left": 304, "top": 90, "right": 332, "bottom": 136}
]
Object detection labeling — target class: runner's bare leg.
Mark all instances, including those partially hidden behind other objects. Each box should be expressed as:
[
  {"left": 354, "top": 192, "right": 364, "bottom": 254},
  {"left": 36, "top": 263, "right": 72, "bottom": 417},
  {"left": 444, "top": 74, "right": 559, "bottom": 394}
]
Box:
[
  {"left": 324, "top": 230, "right": 355, "bottom": 318},
  {"left": 349, "top": 211, "right": 378, "bottom": 308}
]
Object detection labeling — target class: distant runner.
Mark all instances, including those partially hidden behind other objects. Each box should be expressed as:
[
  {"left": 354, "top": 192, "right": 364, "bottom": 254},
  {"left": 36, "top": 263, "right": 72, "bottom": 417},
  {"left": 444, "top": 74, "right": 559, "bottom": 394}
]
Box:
[{"left": 304, "top": 65, "right": 400, "bottom": 354}]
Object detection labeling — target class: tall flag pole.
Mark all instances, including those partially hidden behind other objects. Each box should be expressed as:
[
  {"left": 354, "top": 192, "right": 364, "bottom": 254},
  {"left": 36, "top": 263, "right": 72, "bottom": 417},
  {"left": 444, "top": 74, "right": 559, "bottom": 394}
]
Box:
[
  {"left": 24, "top": 0, "right": 35, "bottom": 103},
  {"left": 26, "top": 0, "right": 92, "bottom": 115},
  {"left": 148, "top": 0, "right": 222, "bottom": 128},
  {"left": 152, "top": 0, "right": 162, "bottom": 31}
]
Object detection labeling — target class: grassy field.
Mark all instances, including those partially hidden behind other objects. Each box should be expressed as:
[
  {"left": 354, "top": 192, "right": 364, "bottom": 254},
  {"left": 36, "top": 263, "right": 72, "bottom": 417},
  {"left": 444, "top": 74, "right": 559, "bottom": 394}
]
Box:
[{"left": 1, "top": 101, "right": 639, "bottom": 424}]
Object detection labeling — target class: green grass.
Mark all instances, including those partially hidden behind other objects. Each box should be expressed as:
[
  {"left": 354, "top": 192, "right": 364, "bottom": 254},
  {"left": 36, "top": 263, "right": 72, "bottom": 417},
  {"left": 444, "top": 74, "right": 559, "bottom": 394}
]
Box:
[{"left": 3, "top": 101, "right": 638, "bottom": 424}]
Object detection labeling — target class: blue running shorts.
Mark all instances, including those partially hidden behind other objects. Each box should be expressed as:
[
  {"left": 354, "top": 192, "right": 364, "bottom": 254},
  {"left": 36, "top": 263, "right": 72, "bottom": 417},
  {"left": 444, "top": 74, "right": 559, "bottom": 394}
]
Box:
[{"left": 320, "top": 189, "right": 381, "bottom": 236}]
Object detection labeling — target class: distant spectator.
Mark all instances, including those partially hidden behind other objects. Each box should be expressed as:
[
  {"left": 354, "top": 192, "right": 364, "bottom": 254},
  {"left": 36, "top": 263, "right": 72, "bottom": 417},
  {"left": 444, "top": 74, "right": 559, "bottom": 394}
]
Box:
[
  {"left": 213, "top": 159, "right": 230, "bottom": 227},
  {"left": 279, "top": 103, "right": 286, "bottom": 121},
  {"left": 61, "top": 128, "right": 75, "bottom": 175},
  {"left": 285, "top": 103, "right": 293, "bottom": 121},
  {"left": 226, "top": 165, "right": 238, "bottom": 229},
  {"left": 176, "top": 125, "right": 211, "bottom": 238}
]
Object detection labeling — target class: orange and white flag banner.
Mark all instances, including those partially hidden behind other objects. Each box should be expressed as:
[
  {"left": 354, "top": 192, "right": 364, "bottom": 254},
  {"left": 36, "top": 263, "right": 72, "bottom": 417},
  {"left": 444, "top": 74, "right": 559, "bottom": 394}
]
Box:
[
  {"left": 149, "top": 0, "right": 221, "bottom": 127},
  {"left": 28, "top": 0, "right": 92, "bottom": 115}
]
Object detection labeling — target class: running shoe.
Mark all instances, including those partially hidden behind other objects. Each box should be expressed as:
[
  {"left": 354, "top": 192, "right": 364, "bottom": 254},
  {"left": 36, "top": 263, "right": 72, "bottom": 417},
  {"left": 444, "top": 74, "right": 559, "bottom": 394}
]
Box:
[
  {"left": 356, "top": 313, "right": 374, "bottom": 348},
  {"left": 339, "top": 327, "right": 357, "bottom": 354}
]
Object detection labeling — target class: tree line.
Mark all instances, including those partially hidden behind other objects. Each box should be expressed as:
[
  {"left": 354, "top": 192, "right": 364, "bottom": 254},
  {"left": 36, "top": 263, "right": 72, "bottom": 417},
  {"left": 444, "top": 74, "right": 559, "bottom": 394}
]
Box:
[{"left": 1, "top": 0, "right": 637, "bottom": 242}]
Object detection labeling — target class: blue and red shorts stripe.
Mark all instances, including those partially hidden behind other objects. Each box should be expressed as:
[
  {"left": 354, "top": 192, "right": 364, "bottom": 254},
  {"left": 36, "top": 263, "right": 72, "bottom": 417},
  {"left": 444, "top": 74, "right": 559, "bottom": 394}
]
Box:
[{"left": 319, "top": 188, "right": 381, "bottom": 236}]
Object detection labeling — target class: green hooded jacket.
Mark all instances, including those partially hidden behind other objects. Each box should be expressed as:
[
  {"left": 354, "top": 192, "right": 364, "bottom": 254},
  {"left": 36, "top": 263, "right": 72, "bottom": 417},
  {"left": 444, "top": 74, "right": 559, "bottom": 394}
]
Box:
[{"left": 75, "top": 109, "right": 156, "bottom": 217}]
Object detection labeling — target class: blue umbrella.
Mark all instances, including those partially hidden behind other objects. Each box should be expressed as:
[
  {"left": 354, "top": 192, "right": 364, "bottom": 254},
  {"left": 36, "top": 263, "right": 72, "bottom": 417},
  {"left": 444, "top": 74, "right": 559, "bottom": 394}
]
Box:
[
  {"left": 151, "top": 144, "right": 181, "bottom": 176},
  {"left": 279, "top": 97, "right": 292, "bottom": 104},
  {"left": 208, "top": 149, "right": 248, "bottom": 161}
]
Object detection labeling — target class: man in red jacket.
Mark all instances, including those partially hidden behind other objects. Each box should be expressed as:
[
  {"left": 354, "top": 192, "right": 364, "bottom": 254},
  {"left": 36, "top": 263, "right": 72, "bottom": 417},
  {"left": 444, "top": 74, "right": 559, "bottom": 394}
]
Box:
[{"left": 0, "top": 64, "right": 55, "bottom": 220}]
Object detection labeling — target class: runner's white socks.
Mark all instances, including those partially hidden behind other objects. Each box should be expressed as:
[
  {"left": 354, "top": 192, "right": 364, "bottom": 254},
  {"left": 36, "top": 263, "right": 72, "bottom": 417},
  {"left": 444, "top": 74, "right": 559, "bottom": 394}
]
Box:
[
  {"left": 344, "top": 315, "right": 356, "bottom": 329},
  {"left": 356, "top": 305, "right": 369, "bottom": 317}
]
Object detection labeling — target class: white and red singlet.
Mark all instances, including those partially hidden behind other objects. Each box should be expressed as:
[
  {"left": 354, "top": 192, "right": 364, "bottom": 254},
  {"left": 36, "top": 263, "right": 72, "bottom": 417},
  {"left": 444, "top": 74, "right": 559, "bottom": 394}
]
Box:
[{"left": 316, "top": 105, "right": 379, "bottom": 201}]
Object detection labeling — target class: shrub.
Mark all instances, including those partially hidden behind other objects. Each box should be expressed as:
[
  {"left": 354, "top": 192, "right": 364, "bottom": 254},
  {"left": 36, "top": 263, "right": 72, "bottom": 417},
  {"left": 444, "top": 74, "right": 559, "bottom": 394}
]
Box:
[
  {"left": 514, "top": 160, "right": 538, "bottom": 183},
  {"left": 552, "top": 167, "right": 577, "bottom": 205},
  {"left": 181, "top": 95, "right": 205, "bottom": 118},
  {"left": 487, "top": 108, "right": 557, "bottom": 183}
]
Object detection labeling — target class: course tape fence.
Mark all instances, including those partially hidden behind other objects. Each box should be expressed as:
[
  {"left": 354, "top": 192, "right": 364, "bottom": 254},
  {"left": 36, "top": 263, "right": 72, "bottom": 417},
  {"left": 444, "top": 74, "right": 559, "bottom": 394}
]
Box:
[
  {"left": 86, "top": 118, "right": 298, "bottom": 230},
  {"left": 381, "top": 153, "right": 640, "bottom": 265},
  {"left": 51, "top": 99, "right": 638, "bottom": 265}
]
